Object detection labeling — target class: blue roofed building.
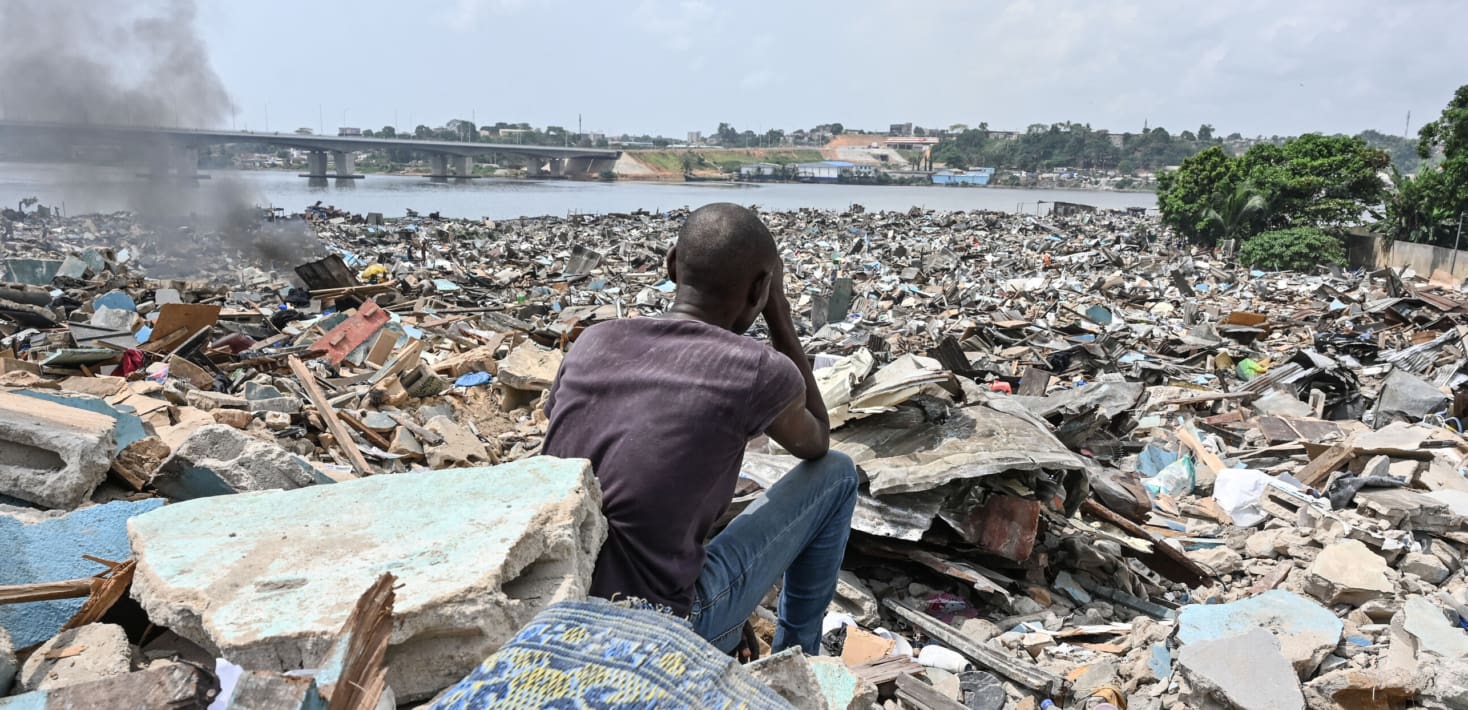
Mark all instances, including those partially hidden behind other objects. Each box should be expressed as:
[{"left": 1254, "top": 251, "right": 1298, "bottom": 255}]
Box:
[{"left": 932, "top": 167, "right": 995, "bottom": 186}]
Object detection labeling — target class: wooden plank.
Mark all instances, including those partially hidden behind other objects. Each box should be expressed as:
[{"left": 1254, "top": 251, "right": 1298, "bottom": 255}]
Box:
[
  {"left": 1176, "top": 424, "right": 1225, "bottom": 486},
  {"left": 320, "top": 573, "right": 396, "bottom": 710},
  {"left": 884, "top": 599, "right": 1065, "bottom": 697},
  {"left": 338, "top": 411, "right": 393, "bottom": 451},
  {"left": 895, "top": 673, "right": 968, "bottom": 710},
  {"left": 1295, "top": 441, "right": 1358, "bottom": 488},
  {"left": 62, "top": 560, "right": 135, "bottom": 630},
  {"left": 851, "top": 655, "right": 924, "bottom": 687},
  {"left": 0, "top": 578, "right": 94, "bottom": 604},
  {"left": 288, "top": 355, "right": 370, "bottom": 477},
  {"left": 1082, "top": 499, "right": 1209, "bottom": 586}
]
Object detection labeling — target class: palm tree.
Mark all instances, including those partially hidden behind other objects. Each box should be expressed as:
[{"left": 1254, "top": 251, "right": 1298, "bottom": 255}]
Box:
[{"left": 1203, "top": 183, "right": 1271, "bottom": 243}]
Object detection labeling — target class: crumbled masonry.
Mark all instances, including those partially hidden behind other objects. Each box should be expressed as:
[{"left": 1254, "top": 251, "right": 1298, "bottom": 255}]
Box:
[{"left": 4, "top": 200, "right": 1468, "bottom": 707}]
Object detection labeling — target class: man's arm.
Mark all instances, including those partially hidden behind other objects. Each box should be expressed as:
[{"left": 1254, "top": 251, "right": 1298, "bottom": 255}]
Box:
[{"left": 763, "top": 271, "right": 831, "bottom": 460}]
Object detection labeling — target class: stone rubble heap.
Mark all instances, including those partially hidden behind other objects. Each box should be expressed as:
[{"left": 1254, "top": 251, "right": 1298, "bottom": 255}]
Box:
[{"left": 2, "top": 201, "right": 1468, "bottom": 708}]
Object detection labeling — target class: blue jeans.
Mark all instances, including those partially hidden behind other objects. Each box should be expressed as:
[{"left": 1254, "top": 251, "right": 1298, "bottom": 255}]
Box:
[{"left": 689, "top": 451, "right": 859, "bottom": 655}]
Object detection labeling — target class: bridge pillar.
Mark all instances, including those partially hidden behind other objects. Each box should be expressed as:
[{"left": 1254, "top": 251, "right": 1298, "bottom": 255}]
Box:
[
  {"left": 305, "top": 151, "right": 329, "bottom": 178},
  {"left": 548, "top": 158, "right": 566, "bottom": 178},
  {"left": 332, "top": 150, "right": 359, "bottom": 178},
  {"left": 428, "top": 154, "right": 448, "bottom": 179},
  {"left": 524, "top": 157, "right": 544, "bottom": 178},
  {"left": 453, "top": 155, "right": 474, "bottom": 178},
  {"left": 173, "top": 147, "right": 199, "bottom": 178}
]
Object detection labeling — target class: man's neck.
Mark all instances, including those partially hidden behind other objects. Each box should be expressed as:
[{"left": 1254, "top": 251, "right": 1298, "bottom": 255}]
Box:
[{"left": 664, "top": 289, "right": 741, "bottom": 332}]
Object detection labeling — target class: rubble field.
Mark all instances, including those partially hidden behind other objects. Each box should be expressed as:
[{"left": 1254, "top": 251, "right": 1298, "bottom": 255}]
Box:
[{"left": 3, "top": 200, "right": 1468, "bottom": 709}]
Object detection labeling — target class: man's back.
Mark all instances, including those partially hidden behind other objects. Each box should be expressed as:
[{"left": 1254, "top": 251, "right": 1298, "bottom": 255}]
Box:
[{"left": 542, "top": 317, "right": 801, "bottom": 614}]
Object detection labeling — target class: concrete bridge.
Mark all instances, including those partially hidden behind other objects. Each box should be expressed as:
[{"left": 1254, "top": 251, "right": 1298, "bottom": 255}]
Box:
[{"left": 0, "top": 120, "right": 622, "bottom": 180}]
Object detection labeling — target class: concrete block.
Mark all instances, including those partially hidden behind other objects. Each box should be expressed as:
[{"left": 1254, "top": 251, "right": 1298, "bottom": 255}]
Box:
[
  {"left": 0, "top": 391, "right": 117, "bottom": 509},
  {"left": 497, "top": 342, "right": 562, "bottom": 391},
  {"left": 1401, "top": 552, "right": 1451, "bottom": 584},
  {"left": 1177, "top": 628, "right": 1305, "bottom": 710},
  {"left": 1177, "top": 590, "right": 1344, "bottom": 679},
  {"left": 0, "top": 499, "right": 163, "bottom": 648},
  {"left": 127, "top": 456, "right": 606, "bottom": 702},
  {"left": 247, "top": 396, "right": 304, "bottom": 414},
  {"left": 1402, "top": 596, "right": 1468, "bottom": 658},
  {"left": 16, "top": 623, "right": 133, "bottom": 693},
  {"left": 151, "top": 424, "right": 322, "bottom": 500},
  {"left": 0, "top": 627, "right": 13, "bottom": 696},
  {"left": 0, "top": 662, "right": 214, "bottom": 709},
  {"left": 1305, "top": 539, "right": 1394, "bottom": 606},
  {"left": 185, "top": 390, "right": 247, "bottom": 411},
  {"left": 747, "top": 648, "right": 823, "bottom": 710},
  {"left": 424, "top": 415, "right": 491, "bottom": 469}
]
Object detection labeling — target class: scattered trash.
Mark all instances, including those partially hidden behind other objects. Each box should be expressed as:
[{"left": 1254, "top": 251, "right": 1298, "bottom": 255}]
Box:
[{"left": 5, "top": 200, "right": 1468, "bottom": 707}]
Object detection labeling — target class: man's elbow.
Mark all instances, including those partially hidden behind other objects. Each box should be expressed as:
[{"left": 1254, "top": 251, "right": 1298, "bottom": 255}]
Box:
[{"left": 787, "top": 432, "right": 831, "bottom": 460}]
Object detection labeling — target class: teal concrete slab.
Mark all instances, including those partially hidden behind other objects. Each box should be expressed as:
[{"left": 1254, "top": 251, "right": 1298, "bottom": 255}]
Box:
[
  {"left": 11, "top": 390, "right": 145, "bottom": 453},
  {"left": 0, "top": 499, "right": 164, "bottom": 648},
  {"left": 127, "top": 457, "right": 605, "bottom": 702}
]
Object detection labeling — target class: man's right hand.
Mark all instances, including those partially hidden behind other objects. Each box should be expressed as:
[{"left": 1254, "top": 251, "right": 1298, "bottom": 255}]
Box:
[{"left": 762, "top": 261, "right": 792, "bottom": 327}]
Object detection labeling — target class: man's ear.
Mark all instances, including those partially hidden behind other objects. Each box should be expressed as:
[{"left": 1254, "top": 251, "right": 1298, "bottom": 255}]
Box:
[
  {"left": 750, "top": 269, "right": 773, "bottom": 308},
  {"left": 665, "top": 247, "right": 678, "bottom": 283}
]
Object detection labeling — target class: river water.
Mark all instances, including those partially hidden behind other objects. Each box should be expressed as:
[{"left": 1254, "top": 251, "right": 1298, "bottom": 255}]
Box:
[{"left": 0, "top": 162, "right": 1156, "bottom": 219}]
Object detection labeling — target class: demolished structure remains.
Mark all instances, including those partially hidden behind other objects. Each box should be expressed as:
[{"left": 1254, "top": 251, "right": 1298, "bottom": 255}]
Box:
[{"left": 3, "top": 199, "right": 1468, "bottom": 709}]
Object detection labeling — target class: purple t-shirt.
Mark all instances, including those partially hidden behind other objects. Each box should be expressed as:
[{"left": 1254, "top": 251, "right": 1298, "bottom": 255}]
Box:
[{"left": 542, "top": 317, "right": 804, "bottom": 615}]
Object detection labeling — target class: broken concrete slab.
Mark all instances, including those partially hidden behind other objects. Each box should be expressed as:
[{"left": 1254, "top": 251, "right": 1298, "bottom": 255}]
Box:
[
  {"left": 128, "top": 456, "right": 606, "bottom": 701},
  {"left": 424, "top": 415, "right": 492, "bottom": 468},
  {"left": 1177, "top": 590, "right": 1344, "bottom": 679},
  {"left": 151, "top": 424, "right": 324, "bottom": 500},
  {"left": 1402, "top": 596, "right": 1468, "bottom": 658},
  {"left": 0, "top": 499, "right": 163, "bottom": 648},
  {"left": 0, "top": 391, "right": 117, "bottom": 509},
  {"left": 496, "top": 342, "right": 563, "bottom": 392},
  {"left": 1177, "top": 628, "right": 1305, "bottom": 710},
  {"left": 0, "top": 628, "right": 13, "bottom": 696},
  {"left": 1401, "top": 552, "right": 1451, "bottom": 584},
  {"left": 0, "top": 662, "right": 215, "bottom": 709},
  {"left": 1305, "top": 539, "right": 1394, "bottom": 606},
  {"left": 833, "top": 570, "right": 881, "bottom": 627},
  {"left": 809, "top": 656, "right": 879, "bottom": 710},
  {"left": 747, "top": 648, "right": 824, "bottom": 710},
  {"left": 16, "top": 623, "right": 133, "bottom": 693}
]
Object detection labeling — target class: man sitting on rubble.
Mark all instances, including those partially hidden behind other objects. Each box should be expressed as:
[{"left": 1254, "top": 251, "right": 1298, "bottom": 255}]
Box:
[{"left": 542, "top": 202, "right": 858, "bottom": 657}]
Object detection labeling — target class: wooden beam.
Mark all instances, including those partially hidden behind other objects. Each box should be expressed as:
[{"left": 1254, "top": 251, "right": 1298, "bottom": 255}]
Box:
[
  {"left": 895, "top": 673, "right": 968, "bottom": 710},
  {"left": 338, "top": 411, "right": 393, "bottom": 451},
  {"left": 1081, "top": 499, "right": 1208, "bottom": 586},
  {"left": 1176, "top": 424, "right": 1225, "bottom": 486},
  {"left": 288, "top": 356, "right": 370, "bottom": 477},
  {"left": 0, "top": 578, "right": 94, "bottom": 604},
  {"left": 1296, "top": 441, "right": 1359, "bottom": 488}
]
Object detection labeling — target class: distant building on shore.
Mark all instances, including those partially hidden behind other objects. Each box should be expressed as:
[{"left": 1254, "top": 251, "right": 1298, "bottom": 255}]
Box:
[
  {"left": 792, "top": 160, "right": 874, "bottom": 182},
  {"left": 885, "top": 136, "right": 940, "bottom": 150},
  {"left": 931, "top": 167, "right": 995, "bottom": 186},
  {"left": 738, "top": 162, "right": 781, "bottom": 178}
]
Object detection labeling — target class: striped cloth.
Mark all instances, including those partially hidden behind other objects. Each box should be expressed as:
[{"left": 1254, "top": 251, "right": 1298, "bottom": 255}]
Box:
[{"left": 428, "top": 598, "right": 792, "bottom": 710}]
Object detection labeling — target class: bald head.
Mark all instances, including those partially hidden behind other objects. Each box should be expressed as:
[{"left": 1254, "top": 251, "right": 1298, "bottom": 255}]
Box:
[{"left": 673, "top": 203, "right": 779, "bottom": 298}]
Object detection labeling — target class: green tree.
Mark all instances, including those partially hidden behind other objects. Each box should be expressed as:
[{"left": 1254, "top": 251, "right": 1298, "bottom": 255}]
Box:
[
  {"left": 1202, "top": 183, "right": 1270, "bottom": 243},
  {"left": 1198, "top": 124, "right": 1215, "bottom": 142},
  {"left": 1157, "top": 146, "right": 1237, "bottom": 244},
  {"left": 913, "top": 126, "right": 927, "bottom": 137},
  {"left": 1239, "top": 228, "right": 1345, "bottom": 270},
  {"left": 1401, "top": 84, "right": 1468, "bottom": 241},
  {"left": 379, "top": 125, "right": 397, "bottom": 139},
  {"left": 829, "top": 123, "right": 844, "bottom": 135}
]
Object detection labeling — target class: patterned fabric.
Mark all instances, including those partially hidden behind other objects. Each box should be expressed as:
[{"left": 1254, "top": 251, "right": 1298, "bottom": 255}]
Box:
[{"left": 428, "top": 599, "right": 792, "bottom": 710}]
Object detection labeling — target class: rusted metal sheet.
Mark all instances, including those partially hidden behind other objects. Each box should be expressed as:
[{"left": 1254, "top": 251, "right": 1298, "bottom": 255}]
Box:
[
  {"left": 308, "top": 300, "right": 389, "bottom": 366},
  {"left": 965, "top": 494, "right": 1041, "bottom": 562}
]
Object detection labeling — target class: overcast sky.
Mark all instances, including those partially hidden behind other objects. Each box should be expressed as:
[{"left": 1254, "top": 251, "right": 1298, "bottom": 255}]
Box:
[{"left": 195, "top": 0, "right": 1465, "bottom": 139}]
